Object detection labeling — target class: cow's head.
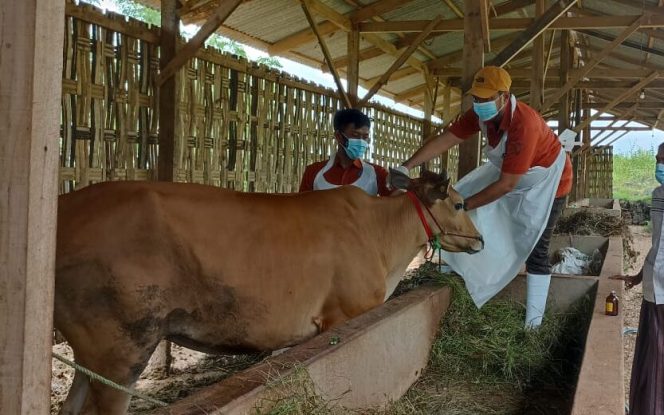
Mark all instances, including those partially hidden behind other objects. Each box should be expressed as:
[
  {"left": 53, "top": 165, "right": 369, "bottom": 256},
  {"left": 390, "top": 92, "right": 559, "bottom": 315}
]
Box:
[{"left": 393, "top": 169, "right": 484, "bottom": 254}]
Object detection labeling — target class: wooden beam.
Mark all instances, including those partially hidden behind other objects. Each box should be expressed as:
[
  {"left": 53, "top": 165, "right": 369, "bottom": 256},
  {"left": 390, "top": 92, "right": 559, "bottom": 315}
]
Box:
[
  {"left": 542, "top": 29, "right": 556, "bottom": 82},
  {"left": 158, "top": 0, "right": 179, "bottom": 182},
  {"left": 558, "top": 29, "right": 571, "bottom": 134},
  {"left": 349, "top": 0, "right": 415, "bottom": 23},
  {"left": 604, "top": 131, "right": 630, "bottom": 146},
  {"left": 268, "top": 0, "right": 414, "bottom": 55},
  {"left": 156, "top": 0, "right": 242, "bottom": 87},
  {"left": 359, "top": 16, "right": 443, "bottom": 106},
  {"left": 302, "top": 0, "right": 351, "bottom": 30},
  {"left": 347, "top": 27, "right": 360, "bottom": 107},
  {"left": 530, "top": 0, "right": 545, "bottom": 108},
  {"left": 1, "top": 1, "right": 64, "bottom": 413},
  {"left": 589, "top": 126, "right": 651, "bottom": 131},
  {"left": 541, "top": 16, "right": 642, "bottom": 112},
  {"left": 367, "top": 67, "right": 420, "bottom": 84},
  {"left": 458, "top": 0, "right": 484, "bottom": 179},
  {"left": 324, "top": 47, "right": 383, "bottom": 72},
  {"left": 301, "top": 1, "right": 352, "bottom": 108},
  {"left": 608, "top": 0, "right": 664, "bottom": 15},
  {"left": 488, "top": 0, "right": 578, "bottom": 67},
  {"left": 428, "top": 33, "right": 517, "bottom": 70},
  {"left": 357, "top": 14, "right": 664, "bottom": 32},
  {"left": 577, "top": 28, "right": 664, "bottom": 58},
  {"left": 442, "top": 0, "right": 465, "bottom": 18},
  {"left": 573, "top": 71, "right": 660, "bottom": 152},
  {"left": 480, "top": 0, "right": 491, "bottom": 52}
]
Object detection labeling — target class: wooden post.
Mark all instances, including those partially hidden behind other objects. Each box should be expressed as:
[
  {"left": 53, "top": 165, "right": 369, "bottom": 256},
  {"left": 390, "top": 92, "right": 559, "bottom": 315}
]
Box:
[
  {"left": 158, "top": 0, "right": 179, "bottom": 181},
  {"left": 422, "top": 72, "right": 435, "bottom": 170},
  {"left": 0, "top": 1, "right": 64, "bottom": 413},
  {"left": 530, "top": 0, "right": 545, "bottom": 108},
  {"left": 558, "top": 30, "right": 571, "bottom": 134},
  {"left": 458, "top": 0, "right": 484, "bottom": 179},
  {"left": 441, "top": 83, "right": 452, "bottom": 171},
  {"left": 347, "top": 27, "right": 360, "bottom": 108}
]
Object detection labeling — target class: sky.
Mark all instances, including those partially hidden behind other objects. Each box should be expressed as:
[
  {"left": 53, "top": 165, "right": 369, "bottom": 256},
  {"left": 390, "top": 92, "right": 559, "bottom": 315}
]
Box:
[{"left": 89, "top": 0, "right": 660, "bottom": 155}]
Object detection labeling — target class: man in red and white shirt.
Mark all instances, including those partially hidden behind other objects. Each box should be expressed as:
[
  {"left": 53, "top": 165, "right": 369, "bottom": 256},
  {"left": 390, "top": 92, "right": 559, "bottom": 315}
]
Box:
[
  {"left": 300, "top": 108, "right": 391, "bottom": 196},
  {"left": 390, "top": 66, "right": 573, "bottom": 328}
]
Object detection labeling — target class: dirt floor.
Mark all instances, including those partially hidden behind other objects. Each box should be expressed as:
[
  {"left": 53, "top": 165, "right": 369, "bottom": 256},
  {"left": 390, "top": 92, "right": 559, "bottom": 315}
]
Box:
[
  {"left": 622, "top": 225, "right": 651, "bottom": 404},
  {"left": 51, "top": 342, "right": 263, "bottom": 414}
]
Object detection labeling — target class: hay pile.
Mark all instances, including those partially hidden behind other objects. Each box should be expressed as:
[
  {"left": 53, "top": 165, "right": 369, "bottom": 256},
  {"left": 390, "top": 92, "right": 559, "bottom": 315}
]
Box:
[{"left": 554, "top": 210, "right": 638, "bottom": 269}]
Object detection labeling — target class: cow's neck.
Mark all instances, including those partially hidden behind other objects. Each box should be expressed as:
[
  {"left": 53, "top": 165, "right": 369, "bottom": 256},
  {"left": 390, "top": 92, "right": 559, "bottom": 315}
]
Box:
[{"left": 375, "top": 193, "right": 436, "bottom": 300}]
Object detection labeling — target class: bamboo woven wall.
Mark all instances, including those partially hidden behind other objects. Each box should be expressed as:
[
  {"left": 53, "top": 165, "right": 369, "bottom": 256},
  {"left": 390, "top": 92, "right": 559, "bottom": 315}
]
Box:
[
  {"left": 61, "top": 6, "right": 159, "bottom": 193},
  {"left": 60, "top": 2, "right": 445, "bottom": 194},
  {"left": 585, "top": 146, "right": 613, "bottom": 199},
  {"left": 571, "top": 146, "right": 613, "bottom": 200}
]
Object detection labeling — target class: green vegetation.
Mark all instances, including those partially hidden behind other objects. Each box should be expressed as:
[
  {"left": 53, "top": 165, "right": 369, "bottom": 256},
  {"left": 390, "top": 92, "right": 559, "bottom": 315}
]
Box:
[
  {"left": 81, "top": 0, "right": 282, "bottom": 69},
  {"left": 613, "top": 147, "right": 658, "bottom": 201}
]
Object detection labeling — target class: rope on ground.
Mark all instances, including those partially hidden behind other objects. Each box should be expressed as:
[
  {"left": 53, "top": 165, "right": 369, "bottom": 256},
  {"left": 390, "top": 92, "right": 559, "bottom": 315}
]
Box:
[{"left": 52, "top": 352, "right": 168, "bottom": 407}]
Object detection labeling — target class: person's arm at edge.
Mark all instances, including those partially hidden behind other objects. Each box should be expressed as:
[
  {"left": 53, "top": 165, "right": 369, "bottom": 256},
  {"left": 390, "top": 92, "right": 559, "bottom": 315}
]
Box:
[{"left": 402, "top": 130, "right": 464, "bottom": 170}]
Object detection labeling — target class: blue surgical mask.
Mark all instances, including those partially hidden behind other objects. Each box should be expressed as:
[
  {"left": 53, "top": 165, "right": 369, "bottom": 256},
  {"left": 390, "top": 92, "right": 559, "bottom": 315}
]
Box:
[
  {"left": 473, "top": 99, "right": 500, "bottom": 122},
  {"left": 342, "top": 136, "right": 369, "bottom": 160},
  {"left": 656, "top": 163, "right": 664, "bottom": 184}
]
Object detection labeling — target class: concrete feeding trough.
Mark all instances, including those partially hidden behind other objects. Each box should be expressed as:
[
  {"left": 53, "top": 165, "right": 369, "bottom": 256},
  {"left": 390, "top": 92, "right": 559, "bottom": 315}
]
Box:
[
  {"left": 496, "top": 235, "right": 624, "bottom": 414},
  {"left": 563, "top": 198, "right": 621, "bottom": 217},
  {"left": 155, "top": 285, "right": 451, "bottom": 414}
]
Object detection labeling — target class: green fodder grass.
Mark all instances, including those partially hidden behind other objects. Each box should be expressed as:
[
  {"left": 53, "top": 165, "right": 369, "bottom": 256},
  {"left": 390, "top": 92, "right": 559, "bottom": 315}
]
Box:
[
  {"left": 254, "top": 264, "right": 594, "bottom": 415},
  {"left": 376, "top": 269, "right": 593, "bottom": 415},
  {"left": 613, "top": 147, "right": 658, "bottom": 201}
]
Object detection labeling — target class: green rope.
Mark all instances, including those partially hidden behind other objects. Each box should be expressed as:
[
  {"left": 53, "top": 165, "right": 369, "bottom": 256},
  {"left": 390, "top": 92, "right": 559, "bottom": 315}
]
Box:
[{"left": 52, "top": 352, "right": 168, "bottom": 407}]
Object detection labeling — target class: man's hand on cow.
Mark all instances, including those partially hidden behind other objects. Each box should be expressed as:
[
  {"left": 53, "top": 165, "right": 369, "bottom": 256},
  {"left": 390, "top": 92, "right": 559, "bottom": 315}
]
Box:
[
  {"left": 388, "top": 165, "right": 410, "bottom": 190},
  {"left": 609, "top": 273, "right": 643, "bottom": 289}
]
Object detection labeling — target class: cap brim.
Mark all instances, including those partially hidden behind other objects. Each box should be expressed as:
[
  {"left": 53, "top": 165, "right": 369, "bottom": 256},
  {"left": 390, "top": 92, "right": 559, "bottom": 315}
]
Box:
[{"left": 468, "top": 86, "right": 498, "bottom": 99}]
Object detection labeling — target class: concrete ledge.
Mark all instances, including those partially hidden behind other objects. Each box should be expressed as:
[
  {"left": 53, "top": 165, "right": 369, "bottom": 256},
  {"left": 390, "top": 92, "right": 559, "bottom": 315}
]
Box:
[
  {"left": 563, "top": 198, "right": 621, "bottom": 217},
  {"left": 156, "top": 285, "right": 451, "bottom": 414},
  {"left": 571, "top": 236, "right": 625, "bottom": 415}
]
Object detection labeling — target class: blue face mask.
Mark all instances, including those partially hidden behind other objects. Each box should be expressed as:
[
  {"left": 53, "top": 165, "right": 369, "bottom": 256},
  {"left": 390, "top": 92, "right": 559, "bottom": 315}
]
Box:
[
  {"left": 473, "top": 99, "right": 500, "bottom": 122},
  {"left": 342, "top": 136, "right": 369, "bottom": 160},
  {"left": 656, "top": 163, "right": 664, "bottom": 184}
]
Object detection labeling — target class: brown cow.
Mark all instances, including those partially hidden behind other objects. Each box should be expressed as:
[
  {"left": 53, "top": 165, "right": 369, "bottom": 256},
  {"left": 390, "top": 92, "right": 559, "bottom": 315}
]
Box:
[{"left": 54, "top": 171, "right": 482, "bottom": 414}]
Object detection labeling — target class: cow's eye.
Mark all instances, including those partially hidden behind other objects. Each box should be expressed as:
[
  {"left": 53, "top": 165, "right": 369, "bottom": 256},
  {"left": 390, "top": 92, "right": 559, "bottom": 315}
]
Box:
[{"left": 454, "top": 203, "right": 463, "bottom": 211}]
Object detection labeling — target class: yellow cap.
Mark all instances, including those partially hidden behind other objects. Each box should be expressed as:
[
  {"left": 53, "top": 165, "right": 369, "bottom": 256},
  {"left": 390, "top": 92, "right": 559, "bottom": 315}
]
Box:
[{"left": 468, "top": 66, "right": 512, "bottom": 99}]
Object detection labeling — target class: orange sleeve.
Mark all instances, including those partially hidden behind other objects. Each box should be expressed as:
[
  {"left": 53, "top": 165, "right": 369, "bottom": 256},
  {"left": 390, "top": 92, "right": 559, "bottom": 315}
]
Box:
[
  {"left": 373, "top": 165, "right": 392, "bottom": 196},
  {"left": 299, "top": 165, "right": 315, "bottom": 192},
  {"left": 501, "top": 118, "right": 537, "bottom": 175},
  {"left": 447, "top": 108, "right": 481, "bottom": 140}
]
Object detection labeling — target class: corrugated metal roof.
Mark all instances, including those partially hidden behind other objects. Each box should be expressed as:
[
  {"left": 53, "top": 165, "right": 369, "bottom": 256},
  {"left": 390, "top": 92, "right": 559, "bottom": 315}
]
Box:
[{"left": 131, "top": 0, "right": 664, "bottom": 129}]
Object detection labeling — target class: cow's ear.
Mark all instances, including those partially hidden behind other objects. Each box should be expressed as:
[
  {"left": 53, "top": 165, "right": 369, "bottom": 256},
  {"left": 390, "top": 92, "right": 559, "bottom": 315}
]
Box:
[
  {"left": 389, "top": 168, "right": 411, "bottom": 190},
  {"left": 433, "top": 178, "right": 450, "bottom": 201}
]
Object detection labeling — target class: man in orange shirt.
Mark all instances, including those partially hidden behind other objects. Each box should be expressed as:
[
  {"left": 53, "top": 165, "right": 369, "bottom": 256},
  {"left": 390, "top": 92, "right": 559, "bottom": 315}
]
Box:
[
  {"left": 390, "top": 66, "right": 573, "bottom": 328},
  {"left": 300, "top": 108, "right": 391, "bottom": 196}
]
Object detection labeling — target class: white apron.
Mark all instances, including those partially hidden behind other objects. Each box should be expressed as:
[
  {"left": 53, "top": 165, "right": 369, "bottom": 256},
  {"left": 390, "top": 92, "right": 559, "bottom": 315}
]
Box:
[
  {"left": 441, "top": 95, "right": 567, "bottom": 307},
  {"left": 313, "top": 156, "right": 378, "bottom": 196}
]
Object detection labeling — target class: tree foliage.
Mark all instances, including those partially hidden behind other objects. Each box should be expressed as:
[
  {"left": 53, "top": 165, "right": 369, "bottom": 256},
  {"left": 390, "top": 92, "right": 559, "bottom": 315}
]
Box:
[{"left": 81, "top": 0, "right": 282, "bottom": 69}]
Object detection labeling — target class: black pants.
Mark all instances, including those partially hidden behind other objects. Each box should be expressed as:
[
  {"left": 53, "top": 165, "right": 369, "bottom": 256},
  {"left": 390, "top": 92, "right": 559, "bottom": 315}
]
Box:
[{"left": 525, "top": 196, "right": 567, "bottom": 275}]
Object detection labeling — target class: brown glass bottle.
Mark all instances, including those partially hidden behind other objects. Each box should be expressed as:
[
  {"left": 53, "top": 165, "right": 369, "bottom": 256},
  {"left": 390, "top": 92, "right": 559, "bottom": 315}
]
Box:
[{"left": 605, "top": 290, "right": 619, "bottom": 316}]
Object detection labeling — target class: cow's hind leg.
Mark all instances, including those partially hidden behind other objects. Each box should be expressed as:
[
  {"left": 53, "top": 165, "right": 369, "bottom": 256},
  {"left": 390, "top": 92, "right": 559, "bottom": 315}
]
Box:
[
  {"left": 58, "top": 368, "right": 90, "bottom": 415},
  {"left": 77, "top": 341, "right": 159, "bottom": 415}
]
